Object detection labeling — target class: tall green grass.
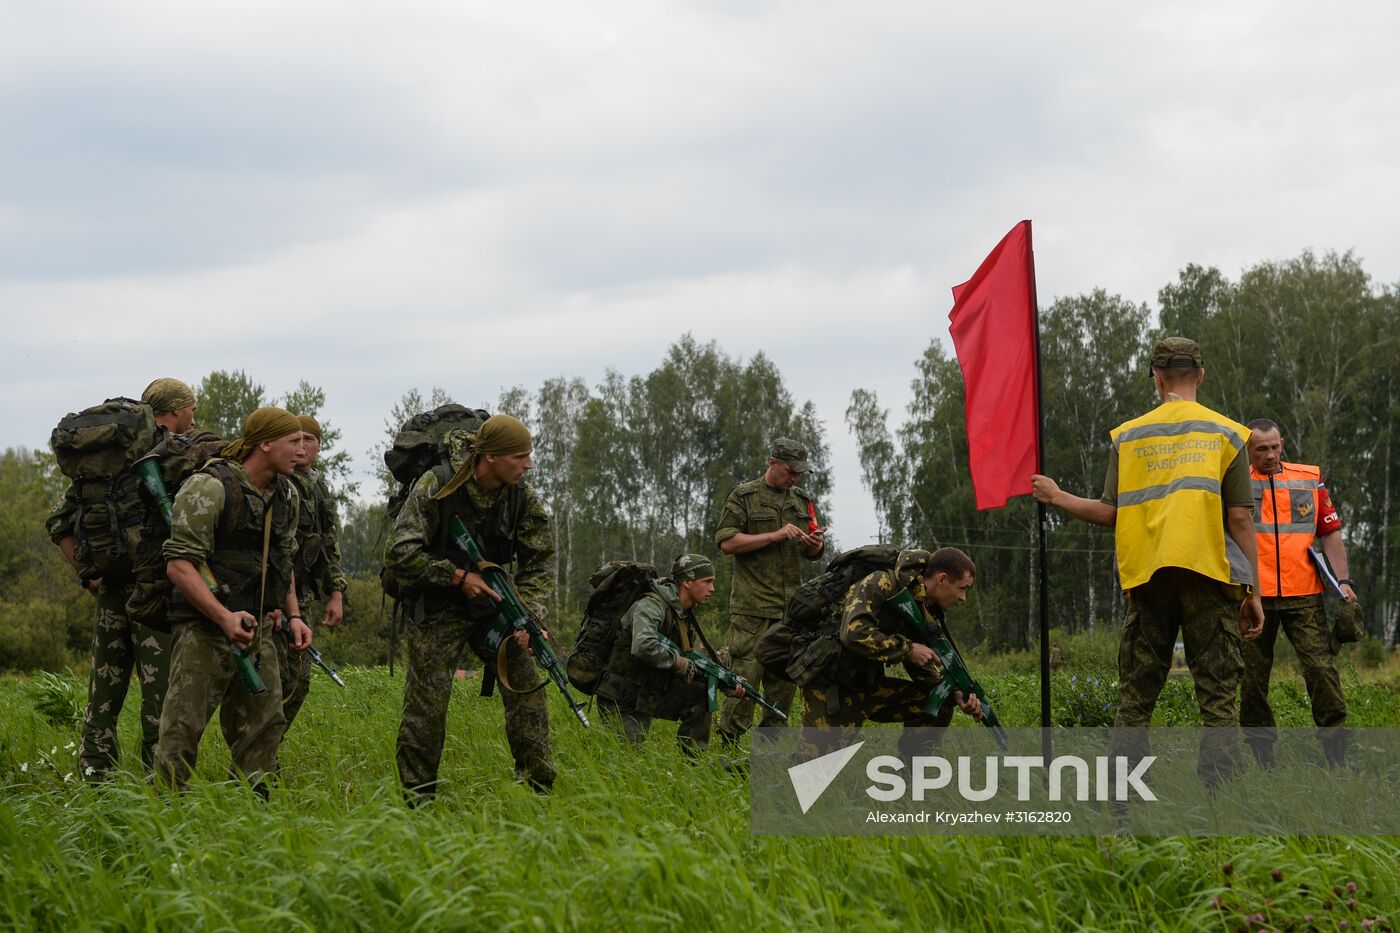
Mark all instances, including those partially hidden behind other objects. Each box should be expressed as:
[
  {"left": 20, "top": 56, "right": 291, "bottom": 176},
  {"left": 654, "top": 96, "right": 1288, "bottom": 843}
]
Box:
[{"left": 2, "top": 670, "right": 1396, "bottom": 931}]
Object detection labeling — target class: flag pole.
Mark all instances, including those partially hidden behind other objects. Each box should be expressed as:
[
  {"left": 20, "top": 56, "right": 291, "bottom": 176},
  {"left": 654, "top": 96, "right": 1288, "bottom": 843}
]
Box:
[{"left": 1025, "top": 221, "right": 1052, "bottom": 748}]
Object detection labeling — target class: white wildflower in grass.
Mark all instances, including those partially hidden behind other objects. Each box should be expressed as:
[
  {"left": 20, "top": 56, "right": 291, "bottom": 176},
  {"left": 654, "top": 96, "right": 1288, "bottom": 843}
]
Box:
[
  {"left": 84, "top": 766, "right": 95, "bottom": 777},
  {"left": 65, "top": 741, "right": 76, "bottom": 750},
  {"left": 63, "top": 773, "right": 73, "bottom": 782},
  {"left": 171, "top": 863, "right": 182, "bottom": 877},
  {"left": 50, "top": 746, "right": 58, "bottom": 755},
  {"left": 19, "top": 762, "right": 27, "bottom": 772}
]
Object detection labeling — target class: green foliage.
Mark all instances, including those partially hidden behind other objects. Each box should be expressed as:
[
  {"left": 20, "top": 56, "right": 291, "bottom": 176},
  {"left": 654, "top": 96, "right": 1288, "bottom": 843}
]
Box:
[
  {"left": 0, "top": 449, "right": 91, "bottom": 672},
  {"left": 851, "top": 250, "right": 1400, "bottom": 648},
  {"left": 1, "top": 672, "right": 1396, "bottom": 929},
  {"left": 194, "top": 369, "right": 266, "bottom": 439},
  {"left": 27, "top": 670, "right": 83, "bottom": 727}
]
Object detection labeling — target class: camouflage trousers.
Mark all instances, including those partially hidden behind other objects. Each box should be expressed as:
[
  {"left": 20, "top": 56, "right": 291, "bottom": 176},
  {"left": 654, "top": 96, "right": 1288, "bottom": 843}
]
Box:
[
  {"left": 717, "top": 614, "right": 796, "bottom": 740},
  {"left": 1241, "top": 596, "right": 1346, "bottom": 730},
  {"left": 1240, "top": 595, "right": 1348, "bottom": 766},
  {"left": 798, "top": 674, "right": 955, "bottom": 759},
  {"left": 80, "top": 584, "right": 170, "bottom": 778},
  {"left": 152, "top": 622, "right": 285, "bottom": 792},
  {"left": 274, "top": 598, "right": 320, "bottom": 738},
  {"left": 596, "top": 681, "right": 712, "bottom": 755},
  {"left": 396, "top": 606, "right": 555, "bottom": 797},
  {"left": 1116, "top": 568, "right": 1246, "bottom": 787}
]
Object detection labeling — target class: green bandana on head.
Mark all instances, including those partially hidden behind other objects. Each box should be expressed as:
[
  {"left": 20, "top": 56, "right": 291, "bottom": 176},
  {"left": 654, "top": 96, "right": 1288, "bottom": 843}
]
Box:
[
  {"left": 141, "top": 377, "right": 196, "bottom": 414},
  {"left": 222, "top": 407, "right": 303, "bottom": 462},
  {"left": 296, "top": 415, "right": 322, "bottom": 439},
  {"left": 671, "top": 553, "right": 716, "bottom": 582}
]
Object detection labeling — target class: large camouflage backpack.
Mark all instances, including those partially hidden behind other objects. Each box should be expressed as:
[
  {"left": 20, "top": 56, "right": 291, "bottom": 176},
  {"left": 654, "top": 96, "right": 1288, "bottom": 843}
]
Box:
[
  {"left": 756, "top": 544, "right": 902, "bottom": 686},
  {"left": 49, "top": 398, "right": 158, "bottom": 585},
  {"left": 384, "top": 404, "right": 493, "bottom": 523},
  {"left": 564, "top": 561, "right": 661, "bottom": 695},
  {"left": 380, "top": 404, "right": 493, "bottom": 670},
  {"left": 126, "top": 431, "right": 227, "bottom": 631}
]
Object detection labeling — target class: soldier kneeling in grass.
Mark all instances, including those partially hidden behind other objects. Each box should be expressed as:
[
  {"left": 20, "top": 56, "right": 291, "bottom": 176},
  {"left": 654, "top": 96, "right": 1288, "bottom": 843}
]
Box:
[{"left": 596, "top": 554, "right": 743, "bottom": 755}]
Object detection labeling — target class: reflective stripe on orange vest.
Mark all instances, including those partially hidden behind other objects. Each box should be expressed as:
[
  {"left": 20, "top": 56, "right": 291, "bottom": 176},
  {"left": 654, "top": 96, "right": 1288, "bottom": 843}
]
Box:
[{"left": 1250, "top": 462, "right": 1323, "bottom": 597}]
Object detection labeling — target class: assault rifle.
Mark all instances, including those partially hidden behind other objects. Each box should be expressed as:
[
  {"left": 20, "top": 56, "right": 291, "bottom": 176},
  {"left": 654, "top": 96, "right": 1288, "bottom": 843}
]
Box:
[
  {"left": 305, "top": 644, "right": 347, "bottom": 688},
  {"left": 891, "top": 590, "right": 1008, "bottom": 750},
  {"left": 133, "top": 457, "right": 266, "bottom": 695},
  {"left": 656, "top": 633, "right": 788, "bottom": 722},
  {"left": 275, "top": 621, "right": 347, "bottom": 688},
  {"left": 447, "top": 517, "right": 590, "bottom": 727}
]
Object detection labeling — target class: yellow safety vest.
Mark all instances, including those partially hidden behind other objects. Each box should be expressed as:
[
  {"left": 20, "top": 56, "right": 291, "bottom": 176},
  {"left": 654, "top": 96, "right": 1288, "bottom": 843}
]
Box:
[{"left": 1109, "top": 400, "right": 1251, "bottom": 591}]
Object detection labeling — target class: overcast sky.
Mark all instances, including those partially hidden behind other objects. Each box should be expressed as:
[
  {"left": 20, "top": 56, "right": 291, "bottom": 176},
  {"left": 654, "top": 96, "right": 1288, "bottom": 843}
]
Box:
[{"left": 3, "top": 1, "right": 1397, "bottom": 543}]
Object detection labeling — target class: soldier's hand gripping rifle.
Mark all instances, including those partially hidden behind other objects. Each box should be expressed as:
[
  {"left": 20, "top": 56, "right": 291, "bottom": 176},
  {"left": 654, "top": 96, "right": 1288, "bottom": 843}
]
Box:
[
  {"left": 892, "top": 591, "right": 1008, "bottom": 750},
  {"left": 275, "top": 619, "right": 347, "bottom": 689},
  {"left": 133, "top": 456, "right": 266, "bottom": 695},
  {"left": 656, "top": 634, "right": 788, "bottom": 721},
  {"left": 447, "top": 517, "right": 590, "bottom": 727}
]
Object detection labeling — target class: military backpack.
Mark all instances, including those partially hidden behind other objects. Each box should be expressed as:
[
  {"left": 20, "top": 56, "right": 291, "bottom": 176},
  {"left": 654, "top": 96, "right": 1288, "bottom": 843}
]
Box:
[
  {"left": 378, "top": 404, "right": 492, "bottom": 600},
  {"left": 49, "top": 398, "right": 159, "bottom": 585},
  {"left": 564, "top": 560, "right": 661, "bottom": 696},
  {"left": 756, "top": 543, "right": 902, "bottom": 686},
  {"left": 125, "top": 431, "right": 228, "bottom": 631}
]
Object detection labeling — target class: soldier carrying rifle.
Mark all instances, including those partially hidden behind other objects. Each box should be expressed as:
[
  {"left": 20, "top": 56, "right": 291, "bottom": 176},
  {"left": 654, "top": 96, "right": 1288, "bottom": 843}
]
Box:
[{"left": 385, "top": 414, "right": 557, "bottom": 799}]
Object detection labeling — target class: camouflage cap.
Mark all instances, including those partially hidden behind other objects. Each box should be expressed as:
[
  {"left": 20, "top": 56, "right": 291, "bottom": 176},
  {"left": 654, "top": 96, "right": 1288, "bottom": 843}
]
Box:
[
  {"left": 1329, "top": 600, "right": 1364, "bottom": 654},
  {"left": 671, "top": 553, "right": 716, "bottom": 582},
  {"left": 770, "top": 437, "right": 810, "bottom": 473},
  {"left": 141, "top": 377, "right": 196, "bottom": 413},
  {"left": 1151, "top": 336, "right": 1203, "bottom": 370}
]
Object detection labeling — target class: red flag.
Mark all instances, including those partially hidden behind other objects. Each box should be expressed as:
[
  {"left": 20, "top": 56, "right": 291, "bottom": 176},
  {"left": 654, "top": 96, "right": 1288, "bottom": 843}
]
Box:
[{"left": 948, "top": 220, "right": 1041, "bottom": 510}]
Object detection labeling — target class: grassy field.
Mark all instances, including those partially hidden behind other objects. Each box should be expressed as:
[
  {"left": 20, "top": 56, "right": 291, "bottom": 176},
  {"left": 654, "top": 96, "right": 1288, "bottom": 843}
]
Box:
[{"left": 1, "top": 664, "right": 1397, "bottom": 932}]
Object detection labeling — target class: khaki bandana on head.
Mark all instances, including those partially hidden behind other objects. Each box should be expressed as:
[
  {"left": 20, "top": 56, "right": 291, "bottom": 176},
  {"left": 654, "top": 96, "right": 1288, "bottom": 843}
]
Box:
[
  {"left": 434, "top": 414, "right": 533, "bottom": 499},
  {"left": 296, "top": 415, "right": 322, "bottom": 439},
  {"left": 222, "top": 407, "right": 303, "bottom": 462},
  {"left": 141, "top": 377, "right": 196, "bottom": 413}
]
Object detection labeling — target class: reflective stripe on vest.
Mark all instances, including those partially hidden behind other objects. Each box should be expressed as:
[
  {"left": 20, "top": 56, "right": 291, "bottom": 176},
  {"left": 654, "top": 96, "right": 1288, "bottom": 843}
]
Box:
[
  {"left": 1251, "top": 462, "right": 1323, "bottom": 597},
  {"left": 1109, "top": 400, "right": 1251, "bottom": 591}
]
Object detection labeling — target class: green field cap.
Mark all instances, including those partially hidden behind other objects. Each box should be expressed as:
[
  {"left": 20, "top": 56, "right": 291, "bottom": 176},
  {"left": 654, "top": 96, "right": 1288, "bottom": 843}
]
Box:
[
  {"left": 1151, "top": 336, "right": 1203, "bottom": 369},
  {"left": 771, "top": 437, "right": 810, "bottom": 473}
]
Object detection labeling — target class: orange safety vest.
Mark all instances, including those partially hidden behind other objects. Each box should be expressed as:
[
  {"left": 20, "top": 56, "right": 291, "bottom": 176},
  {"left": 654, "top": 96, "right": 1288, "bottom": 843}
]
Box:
[{"left": 1250, "top": 462, "right": 1323, "bottom": 597}]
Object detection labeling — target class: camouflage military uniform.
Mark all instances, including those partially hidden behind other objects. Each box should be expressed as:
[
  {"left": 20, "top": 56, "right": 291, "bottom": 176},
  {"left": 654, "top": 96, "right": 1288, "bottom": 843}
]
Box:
[
  {"left": 596, "top": 579, "right": 713, "bottom": 754},
  {"left": 274, "top": 467, "right": 349, "bottom": 733},
  {"left": 152, "top": 459, "right": 298, "bottom": 791},
  {"left": 1241, "top": 596, "right": 1346, "bottom": 731},
  {"left": 714, "top": 478, "right": 819, "bottom": 739},
  {"left": 800, "top": 555, "right": 957, "bottom": 758},
  {"left": 45, "top": 430, "right": 172, "bottom": 778},
  {"left": 386, "top": 433, "right": 555, "bottom": 796}
]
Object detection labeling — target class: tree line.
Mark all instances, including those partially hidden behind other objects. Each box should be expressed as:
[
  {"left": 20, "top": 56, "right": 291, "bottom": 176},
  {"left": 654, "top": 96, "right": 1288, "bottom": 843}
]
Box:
[
  {"left": 849, "top": 250, "right": 1398, "bottom": 649},
  {"left": 0, "top": 249, "right": 1394, "bottom": 672}
]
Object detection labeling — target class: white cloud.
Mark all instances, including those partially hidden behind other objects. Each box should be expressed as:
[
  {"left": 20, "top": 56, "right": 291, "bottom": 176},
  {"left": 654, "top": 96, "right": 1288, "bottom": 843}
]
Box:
[{"left": 3, "top": 0, "right": 1398, "bottom": 542}]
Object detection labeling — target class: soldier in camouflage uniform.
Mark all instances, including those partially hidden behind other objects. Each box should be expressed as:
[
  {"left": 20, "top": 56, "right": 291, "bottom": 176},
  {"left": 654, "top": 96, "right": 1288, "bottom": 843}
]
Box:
[
  {"left": 274, "top": 415, "right": 349, "bottom": 736},
  {"left": 596, "top": 554, "right": 739, "bottom": 754},
  {"left": 802, "top": 547, "right": 983, "bottom": 755},
  {"left": 1033, "top": 337, "right": 1264, "bottom": 787},
  {"left": 386, "top": 415, "right": 556, "bottom": 799},
  {"left": 715, "top": 438, "right": 825, "bottom": 742},
  {"left": 45, "top": 377, "right": 196, "bottom": 779},
  {"left": 153, "top": 407, "right": 311, "bottom": 794},
  {"left": 1240, "top": 418, "right": 1354, "bottom": 765}
]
